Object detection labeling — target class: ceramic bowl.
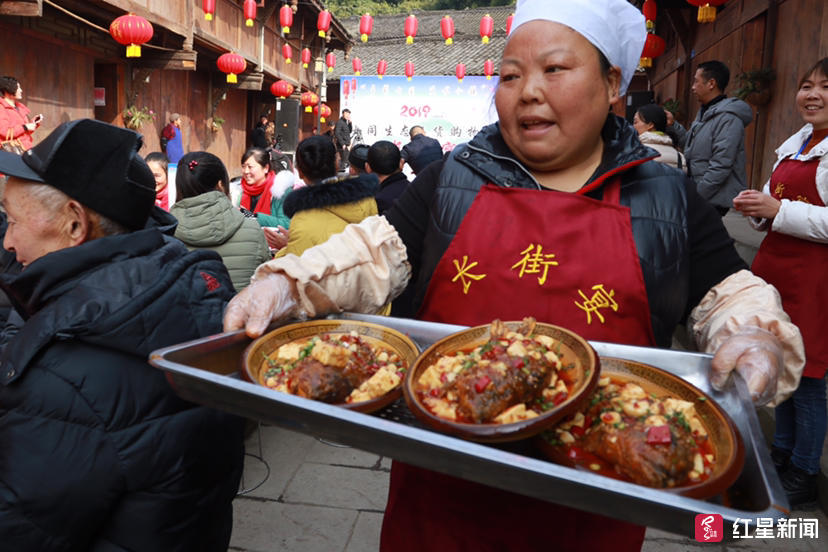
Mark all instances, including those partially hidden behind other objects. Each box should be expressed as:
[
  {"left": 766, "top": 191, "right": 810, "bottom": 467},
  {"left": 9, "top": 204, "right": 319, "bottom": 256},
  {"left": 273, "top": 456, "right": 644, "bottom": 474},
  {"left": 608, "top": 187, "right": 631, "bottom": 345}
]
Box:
[
  {"left": 403, "top": 321, "right": 599, "bottom": 443},
  {"left": 243, "top": 319, "right": 420, "bottom": 414},
  {"left": 536, "top": 357, "right": 745, "bottom": 499}
]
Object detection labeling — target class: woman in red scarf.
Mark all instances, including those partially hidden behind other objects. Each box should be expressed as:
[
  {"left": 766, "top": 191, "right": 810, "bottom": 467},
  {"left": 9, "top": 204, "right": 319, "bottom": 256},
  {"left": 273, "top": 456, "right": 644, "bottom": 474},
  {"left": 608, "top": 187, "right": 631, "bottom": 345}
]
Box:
[{"left": 240, "top": 147, "right": 298, "bottom": 250}]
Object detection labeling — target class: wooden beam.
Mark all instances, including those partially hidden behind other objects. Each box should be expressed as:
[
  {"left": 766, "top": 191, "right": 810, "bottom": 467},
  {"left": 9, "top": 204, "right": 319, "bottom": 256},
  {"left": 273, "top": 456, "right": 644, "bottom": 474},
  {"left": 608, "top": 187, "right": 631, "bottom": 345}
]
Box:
[
  {"left": 235, "top": 71, "right": 264, "bottom": 91},
  {"left": 0, "top": 0, "right": 42, "bottom": 16},
  {"left": 134, "top": 49, "right": 198, "bottom": 71}
]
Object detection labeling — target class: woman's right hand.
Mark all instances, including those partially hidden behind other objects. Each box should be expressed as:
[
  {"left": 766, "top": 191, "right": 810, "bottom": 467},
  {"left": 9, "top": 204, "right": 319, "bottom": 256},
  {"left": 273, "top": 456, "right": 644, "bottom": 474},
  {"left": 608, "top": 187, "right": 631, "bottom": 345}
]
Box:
[
  {"left": 263, "top": 226, "right": 289, "bottom": 250},
  {"left": 732, "top": 189, "right": 780, "bottom": 219},
  {"left": 223, "top": 273, "right": 298, "bottom": 337}
]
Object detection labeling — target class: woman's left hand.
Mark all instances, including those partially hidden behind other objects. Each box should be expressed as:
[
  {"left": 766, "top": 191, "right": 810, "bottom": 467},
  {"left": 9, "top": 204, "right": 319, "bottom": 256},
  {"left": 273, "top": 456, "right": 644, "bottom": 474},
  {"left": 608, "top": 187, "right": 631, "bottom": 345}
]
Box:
[
  {"left": 732, "top": 189, "right": 781, "bottom": 219},
  {"left": 264, "top": 226, "right": 289, "bottom": 250},
  {"left": 709, "top": 328, "right": 782, "bottom": 405}
]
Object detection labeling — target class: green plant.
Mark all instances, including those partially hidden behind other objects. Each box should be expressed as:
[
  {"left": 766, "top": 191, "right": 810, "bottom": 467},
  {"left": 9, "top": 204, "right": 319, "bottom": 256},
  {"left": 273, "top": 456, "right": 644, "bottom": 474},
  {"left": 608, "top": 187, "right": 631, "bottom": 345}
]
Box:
[
  {"left": 662, "top": 98, "right": 682, "bottom": 117},
  {"left": 210, "top": 115, "right": 225, "bottom": 132},
  {"left": 122, "top": 105, "right": 156, "bottom": 130},
  {"left": 733, "top": 68, "right": 776, "bottom": 101}
]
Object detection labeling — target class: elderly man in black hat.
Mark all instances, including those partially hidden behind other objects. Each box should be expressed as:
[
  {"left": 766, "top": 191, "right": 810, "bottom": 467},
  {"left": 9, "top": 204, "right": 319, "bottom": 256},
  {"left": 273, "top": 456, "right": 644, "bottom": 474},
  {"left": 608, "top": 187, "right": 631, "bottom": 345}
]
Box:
[{"left": 0, "top": 119, "right": 244, "bottom": 551}]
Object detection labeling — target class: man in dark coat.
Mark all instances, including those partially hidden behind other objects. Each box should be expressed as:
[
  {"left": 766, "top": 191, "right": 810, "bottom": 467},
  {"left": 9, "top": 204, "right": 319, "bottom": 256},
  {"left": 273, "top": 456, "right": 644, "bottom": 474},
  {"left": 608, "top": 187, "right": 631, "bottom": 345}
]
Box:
[
  {"left": 0, "top": 119, "right": 244, "bottom": 551},
  {"left": 366, "top": 140, "right": 409, "bottom": 214},
  {"left": 334, "top": 109, "right": 353, "bottom": 170},
  {"left": 401, "top": 125, "right": 443, "bottom": 175},
  {"left": 250, "top": 113, "right": 269, "bottom": 148}
]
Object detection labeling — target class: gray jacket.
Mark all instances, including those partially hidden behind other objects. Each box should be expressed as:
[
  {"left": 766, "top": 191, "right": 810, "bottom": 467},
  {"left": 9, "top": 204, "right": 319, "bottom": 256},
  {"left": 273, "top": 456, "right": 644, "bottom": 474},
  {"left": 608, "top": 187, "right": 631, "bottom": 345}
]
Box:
[
  {"left": 683, "top": 97, "right": 753, "bottom": 209},
  {"left": 171, "top": 191, "right": 270, "bottom": 291}
]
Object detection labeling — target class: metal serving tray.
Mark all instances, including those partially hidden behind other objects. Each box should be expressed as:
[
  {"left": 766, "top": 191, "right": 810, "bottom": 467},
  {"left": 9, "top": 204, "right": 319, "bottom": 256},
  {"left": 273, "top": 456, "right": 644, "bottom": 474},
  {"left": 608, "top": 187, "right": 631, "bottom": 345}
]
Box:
[{"left": 149, "top": 313, "right": 789, "bottom": 538}]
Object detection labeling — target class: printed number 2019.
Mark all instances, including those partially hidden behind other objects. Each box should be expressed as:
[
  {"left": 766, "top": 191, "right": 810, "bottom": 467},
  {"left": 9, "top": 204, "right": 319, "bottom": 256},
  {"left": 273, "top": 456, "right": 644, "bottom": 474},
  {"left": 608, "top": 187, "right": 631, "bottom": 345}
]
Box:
[{"left": 401, "top": 105, "right": 431, "bottom": 118}]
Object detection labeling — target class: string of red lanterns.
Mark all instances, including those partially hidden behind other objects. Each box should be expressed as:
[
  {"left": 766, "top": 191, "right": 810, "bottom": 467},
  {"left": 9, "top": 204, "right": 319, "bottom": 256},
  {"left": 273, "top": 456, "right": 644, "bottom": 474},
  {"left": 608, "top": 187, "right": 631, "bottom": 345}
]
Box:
[
  {"left": 109, "top": 13, "right": 153, "bottom": 58},
  {"left": 639, "top": 0, "right": 665, "bottom": 68}
]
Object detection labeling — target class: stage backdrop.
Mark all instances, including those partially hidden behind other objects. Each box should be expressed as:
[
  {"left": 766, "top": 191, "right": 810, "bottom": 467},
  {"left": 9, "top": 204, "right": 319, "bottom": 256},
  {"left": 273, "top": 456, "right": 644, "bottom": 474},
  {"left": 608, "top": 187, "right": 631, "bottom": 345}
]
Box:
[{"left": 339, "top": 75, "right": 499, "bottom": 153}]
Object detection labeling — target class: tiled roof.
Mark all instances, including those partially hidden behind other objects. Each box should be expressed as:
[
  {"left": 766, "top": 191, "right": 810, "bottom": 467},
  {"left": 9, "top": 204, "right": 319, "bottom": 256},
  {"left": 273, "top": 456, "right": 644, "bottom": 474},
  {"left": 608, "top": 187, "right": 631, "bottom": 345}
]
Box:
[{"left": 328, "top": 6, "right": 515, "bottom": 80}]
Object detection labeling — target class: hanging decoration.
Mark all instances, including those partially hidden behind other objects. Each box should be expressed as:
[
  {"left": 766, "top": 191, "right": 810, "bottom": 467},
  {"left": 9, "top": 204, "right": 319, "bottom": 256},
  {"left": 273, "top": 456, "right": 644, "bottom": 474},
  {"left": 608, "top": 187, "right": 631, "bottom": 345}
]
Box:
[
  {"left": 300, "top": 91, "right": 319, "bottom": 113},
  {"left": 480, "top": 14, "right": 494, "bottom": 44},
  {"left": 639, "top": 33, "right": 665, "bottom": 68},
  {"left": 377, "top": 59, "right": 388, "bottom": 79},
  {"left": 404, "top": 14, "right": 418, "bottom": 44},
  {"left": 405, "top": 61, "right": 415, "bottom": 81},
  {"left": 314, "top": 103, "right": 332, "bottom": 123},
  {"left": 642, "top": 0, "right": 657, "bottom": 31},
  {"left": 359, "top": 13, "right": 373, "bottom": 43},
  {"left": 483, "top": 59, "right": 495, "bottom": 80},
  {"left": 279, "top": 4, "right": 293, "bottom": 34},
  {"left": 687, "top": 1, "right": 727, "bottom": 23},
  {"left": 217, "top": 52, "right": 246, "bottom": 83},
  {"left": 343, "top": 80, "right": 350, "bottom": 99},
  {"left": 506, "top": 13, "right": 514, "bottom": 35},
  {"left": 352, "top": 57, "right": 363, "bottom": 76},
  {"left": 441, "top": 16, "right": 455, "bottom": 45},
  {"left": 243, "top": 0, "right": 256, "bottom": 27},
  {"left": 317, "top": 9, "right": 332, "bottom": 38},
  {"left": 301, "top": 47, "right": 312, "bottom": 68},
  {"left": 455, "top": 63, "right": 466, "bottom": 83},
  {"left": 282, "top": 43, "right": 293, "bottom": 64},
  {"left": 270, "top": 80, "right": 294, "bottom": 99},
  {"left": 203, "top": 0, "right": 215, "bottom": 21},
  {"left": 325, "top": 52, "right": 336, "bottom": 73},
  {"left": 109, "top": 13, "right": 153, "bottom": 58}
]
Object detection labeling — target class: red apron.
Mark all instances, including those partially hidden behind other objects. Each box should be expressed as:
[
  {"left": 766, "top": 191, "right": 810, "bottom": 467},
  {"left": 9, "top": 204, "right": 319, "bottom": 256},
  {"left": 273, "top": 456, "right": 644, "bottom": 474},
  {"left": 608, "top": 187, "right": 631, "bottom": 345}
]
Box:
[
  {"left": 751, "top": 157, "right": 828, "bottom": 378},
  {"left": 381, "top": 181, "right": 654, "bottom": 552}
]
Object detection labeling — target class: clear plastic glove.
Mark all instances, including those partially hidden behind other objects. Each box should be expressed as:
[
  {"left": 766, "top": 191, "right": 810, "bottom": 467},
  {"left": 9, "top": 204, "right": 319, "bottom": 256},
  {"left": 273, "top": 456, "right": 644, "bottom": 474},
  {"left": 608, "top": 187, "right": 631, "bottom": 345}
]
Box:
[
  {"left": 709, "top": 328, "right": 782, "bottom": 406},
  {"left": 223, "top": 273, "right": 298, "bottom": 338}
]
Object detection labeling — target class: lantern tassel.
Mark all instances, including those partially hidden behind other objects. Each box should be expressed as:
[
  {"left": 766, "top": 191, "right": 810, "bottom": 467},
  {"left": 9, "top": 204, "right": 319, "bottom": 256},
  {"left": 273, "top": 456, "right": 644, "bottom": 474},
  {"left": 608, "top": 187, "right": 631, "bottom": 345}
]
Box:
[
  {"left": 482, "top": 36, "right": 489, "bottom": 44},
  {"left": 205, "top": 14, "right": 213, "bottom": 21},
  {"left": 445, "top": 38, "right": 452, "bottom": 45},
  {"left": 318, "top": 30, "right": 326, "bottom": 38},
  {"left": 246, "top": 19, "right": 254, "bottom": 27},
  {"left": 321, "top": 117, "right": 326, "bottom": 123},
  {"left": 227, "top": 73, "right": 238, "bottom": 83},
  {"left": 127, "top": 44, "right": 141, "bottom": 58},
  {"left": 283, "top": 26, "right": 290, "bottom": 34},
  {"left": 305, "top": 106, "right": 312, "bottom": 112},
  {"left": 361, "top": 34, "right": 368, "bottom": 42},
  {"left": 355, "top": 71, "right": 361, "bottom": 76},
  {"left": 406, "top": 37, "right": 413, "bottom": 45},
  {"left": 286, "top": 59, "right": 291, "bottom": 64}
]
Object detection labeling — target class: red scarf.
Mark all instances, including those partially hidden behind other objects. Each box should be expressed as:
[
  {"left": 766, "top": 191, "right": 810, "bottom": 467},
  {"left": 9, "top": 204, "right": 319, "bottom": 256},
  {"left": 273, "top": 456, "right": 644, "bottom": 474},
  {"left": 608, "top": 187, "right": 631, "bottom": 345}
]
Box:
[
  {"left": 240, "top": 171, "right": 275, "bottom": 215},
  {"left": 155, "top": 187, "right": 169, "bottom": 211}
]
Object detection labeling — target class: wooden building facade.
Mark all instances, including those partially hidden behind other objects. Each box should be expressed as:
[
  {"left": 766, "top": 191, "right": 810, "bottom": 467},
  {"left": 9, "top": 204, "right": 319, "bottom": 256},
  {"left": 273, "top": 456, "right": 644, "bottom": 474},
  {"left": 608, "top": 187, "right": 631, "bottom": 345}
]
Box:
[{"left": 0, "top": 0, "right": 354, "bottom": 172}]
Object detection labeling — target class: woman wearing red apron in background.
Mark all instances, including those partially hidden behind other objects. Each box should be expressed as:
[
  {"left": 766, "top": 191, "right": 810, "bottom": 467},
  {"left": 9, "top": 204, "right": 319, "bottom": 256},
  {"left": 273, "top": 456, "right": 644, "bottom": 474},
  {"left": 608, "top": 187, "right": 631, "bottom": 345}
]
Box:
[
  {"left": 226, "top": 1, "right": 806, "bottom": 549},
  {"left": 733, "top": 57, "right": 828, "bottom": 509}
]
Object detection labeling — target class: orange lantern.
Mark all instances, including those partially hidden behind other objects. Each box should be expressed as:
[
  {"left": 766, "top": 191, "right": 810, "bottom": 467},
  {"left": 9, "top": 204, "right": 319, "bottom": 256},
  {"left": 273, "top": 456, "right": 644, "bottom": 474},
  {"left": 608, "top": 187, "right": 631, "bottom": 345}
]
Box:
[
  {"left": 317, "top": 9, "right": 331, "bottom": 38},
  {"left": 314, "top": 103, "right": 332, "bottom": 123},
  {"left": 404, "top": 15, "right": 418, "bottom": 44},
  {"left": 405, "top": 61, "right": 415, "bottom": 81},
  {"left": 441, "top": 16, "right": 455, "bottom": 45},
  {"left": 217, "top": 52, "right": 246, "bottom": 83},
  {"left": 270, "top": 80, "right": 294, "bottom": 99},
  {"left": 480, "top": 14, "right": 494, "bottom": 44},
  {"left": 359, "top": 13, "right": 373, "bottom": 43},
  {"left": 352, "top": 57, "right": 362, "bottom": 76},
  {"left": 639, "top": 33, "right": 665, "bottom": 68},
  {"left": 279, "top": 4, "right": 293, "bottom": 34},
  {"left": 282, "top": 43, "right": 292, "bottom": 64},
  {"left": 300, "top": 91, "right": 319, "bottom": 113},
  {"left": 483, "top": 59, "right": 495, "bottom": 80},
  {"left": 325, "top": 52, "right": 336, "bottom": 73},
  {"left": 687, "top": 0, "right": 727, "bottom": 23},
  {"left": 203, "top": 0, "right": 215, "bottom": 21},
  {"left": 506, "top": 13, "right": 514, "bottom": 35},
  {"left": 109, "top": 13, "right": 153, "bottom": 58},
  {"left": 301, "top": 47, "right": 312, "bottom": 68},
  {"left": 455, "top": 63, "right": 466, "bottom": 83},
  {"left": 642, "top": 0, "right": 657, "bottom": 31},
  {"left": 243, "top": 0, "right": 256, "bottom": 27},
  {"left": 377, "top": 59, "right": 388, "bottom": 79}
]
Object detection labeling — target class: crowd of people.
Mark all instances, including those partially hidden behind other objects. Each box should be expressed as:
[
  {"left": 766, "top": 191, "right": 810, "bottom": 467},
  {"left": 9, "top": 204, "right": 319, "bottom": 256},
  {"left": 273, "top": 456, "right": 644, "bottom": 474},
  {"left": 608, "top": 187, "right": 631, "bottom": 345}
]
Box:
[{"left": 0, "top": 0, "right": 825, "bottom": 549}]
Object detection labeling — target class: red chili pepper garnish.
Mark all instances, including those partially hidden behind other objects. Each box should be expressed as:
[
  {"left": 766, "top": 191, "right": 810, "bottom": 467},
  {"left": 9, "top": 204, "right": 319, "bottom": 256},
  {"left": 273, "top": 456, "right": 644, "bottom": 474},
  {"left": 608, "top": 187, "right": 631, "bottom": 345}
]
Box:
[
  {"left": 552, "top": 391, "right": 568, "bottom": 405},
  {"left": 646, "top": 424, "right": 672, "bottom": 445},
  {"left": 513, "top": 359, "right": 525, "bottom": 370},
  {"left": 429, "top": 388, "right": 440, "bottom": 397},
  {"left": 474, "top": 375, "right": 491, "bottom": 393},
  {"left": 570, "top": 425, "right": 585, "bottom": 437},
  {"left": 440, "top": 372, "right": 448, "bottom": 383}
]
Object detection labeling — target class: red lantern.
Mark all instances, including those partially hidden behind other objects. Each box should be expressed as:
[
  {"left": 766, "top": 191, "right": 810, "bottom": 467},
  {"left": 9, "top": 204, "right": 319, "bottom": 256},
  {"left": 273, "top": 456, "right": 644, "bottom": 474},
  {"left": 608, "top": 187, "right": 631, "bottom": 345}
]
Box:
[
  {"left": 314, "top": 103, "right": 332, "bottom": 123},
  {"left": 351, "top": 78, "right": 357, "bottom": 95},
  {"left": 687, "top": 0, "right": 727, "bottom": 23},
  {"left": 243, "top": 0, "right": 256, "bottom": 27},
  {"left": 441, "top": 16, "right": 455, "bottom": 45},
  {"left": 109, "top": 13, "right": 153, "bottom": 58},
  {"left": 506, "top": 13, "right": 514, "bottom": 35},
  {"left": 344, "top": 80, "right": 350, "bottom": 98},
  {"left": 480, "top": 14, "right": 493, "bottom": 44},
  {"left": 325, "top": 52, "right": 336, "bottom": 73},
  {"left": 455, "top": 63, "right": 466, "bottom": 83},
  {"left": 301, "top": 47, "right": 312, "bottom": 68},
  {"left": 270, "top": 80, "right": 294, "bottom": 99},
  {"left": 405, "top": 61, "right": 415, "bottom": 81},
  {"left": 352, "top": 57, "right": 362, "bottom": 76},
  {"left": 639, "top": 33, "right": 665, "bottom": 68},
  {"left": 300, "top": 91, "right": 319, "bottom": 113},
  {"left": 282, "top": 43, "right": 292, "bottom": 64},
  {"left": 404, "top": 15, "right": 418, "bottom": 45},
  {"left": 483, "top": 59, "right": 495, "bottom": 80},
  {"left": 359, "top": 13, "right": 373, "bottom": 43},
  {"left": 377, "top": 59, "right": 388, "bottom": 79},
  {"left": 217, "top": 52, "right": 246, "bottom": 83},
  {"left": 642, "top": 0, "right": 657, "bottom": 31},
  {"left": 203, "top": 0, "right": 215, "bottom": 21},
  {"left": 317, "top": 9, "right": 331, "bottom": 38},
  {"left": 279, "top": 4, "right": 293, "bottom": 34}
]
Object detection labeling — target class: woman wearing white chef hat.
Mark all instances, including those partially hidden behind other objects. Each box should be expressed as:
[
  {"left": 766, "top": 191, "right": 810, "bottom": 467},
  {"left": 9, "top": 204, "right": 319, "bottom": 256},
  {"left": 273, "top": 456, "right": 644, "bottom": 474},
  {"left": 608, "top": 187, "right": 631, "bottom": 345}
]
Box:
[{"left": 225, "top": 0, "right": 804, "bottom": 549}]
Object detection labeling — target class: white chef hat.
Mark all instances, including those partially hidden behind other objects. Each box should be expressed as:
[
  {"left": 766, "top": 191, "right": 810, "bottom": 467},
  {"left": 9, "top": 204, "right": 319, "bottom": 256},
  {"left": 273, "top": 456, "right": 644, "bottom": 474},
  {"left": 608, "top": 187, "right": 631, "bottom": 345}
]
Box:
[{"left": 509, "top": 0, "right": 646, "bottom": 95}]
